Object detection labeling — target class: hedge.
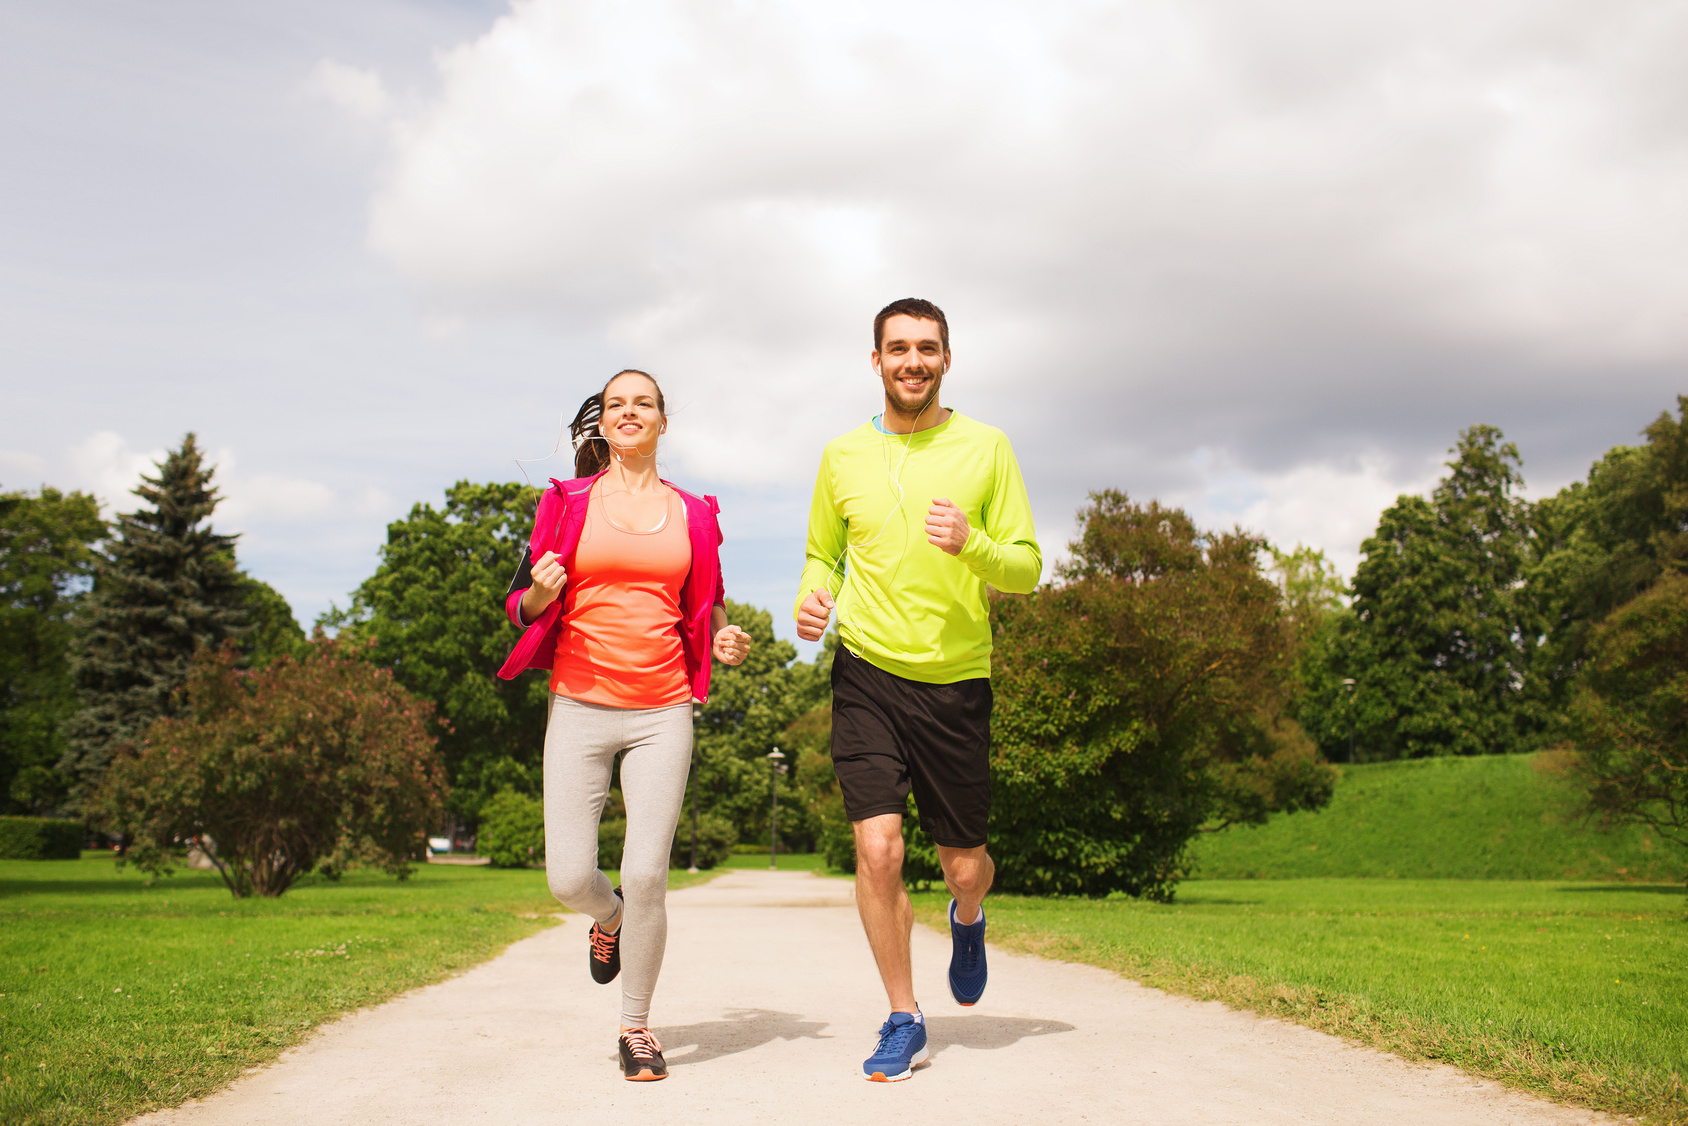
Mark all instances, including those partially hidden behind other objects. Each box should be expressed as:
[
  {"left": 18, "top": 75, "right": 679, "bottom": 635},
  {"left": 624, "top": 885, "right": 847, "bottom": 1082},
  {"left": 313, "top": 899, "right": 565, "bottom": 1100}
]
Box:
[{"left": 0, "top": 816, "right": 84, "bottom": 860}]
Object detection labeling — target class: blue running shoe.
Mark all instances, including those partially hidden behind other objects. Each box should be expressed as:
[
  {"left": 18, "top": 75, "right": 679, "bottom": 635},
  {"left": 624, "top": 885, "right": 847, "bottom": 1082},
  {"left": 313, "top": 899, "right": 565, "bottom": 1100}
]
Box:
[
  {"left": 948, "top": 899, "right": 988, "bottom": 1006},
  {"left": 862, "top": 1011, "right": 928, "bottom": 1082}
]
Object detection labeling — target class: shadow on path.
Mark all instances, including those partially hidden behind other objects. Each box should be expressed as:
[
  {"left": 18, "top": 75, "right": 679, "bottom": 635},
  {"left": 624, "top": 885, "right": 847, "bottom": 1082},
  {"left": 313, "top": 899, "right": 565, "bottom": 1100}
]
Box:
[
  {"left": 924, "top": 1015, "right": 1076, "bottom": 1059},
  {"left": 654, "top": 1008, "right": 833, "bottom": 1067}
]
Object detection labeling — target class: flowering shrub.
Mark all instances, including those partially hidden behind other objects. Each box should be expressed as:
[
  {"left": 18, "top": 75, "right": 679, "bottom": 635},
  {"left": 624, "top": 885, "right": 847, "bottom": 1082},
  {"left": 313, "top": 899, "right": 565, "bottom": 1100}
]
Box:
[{"left": 97, "top": 637, "right": 448, "bottom": 897}]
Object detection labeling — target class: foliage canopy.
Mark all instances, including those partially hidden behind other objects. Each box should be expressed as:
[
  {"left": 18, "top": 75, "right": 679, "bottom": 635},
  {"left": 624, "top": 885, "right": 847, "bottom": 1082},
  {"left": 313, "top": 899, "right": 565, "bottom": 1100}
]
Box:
[
  {"left": 327, "top": 481, "right": 547, "bottom": 820},
  {"left": 986, "top": 490, "right": 1335, "bottom": 899},
  {"left": 0, "top": 486, "right": 104, "bottom": 813},
  {"left": 98, "top": 639, "right": 447, "bottom": 897}
]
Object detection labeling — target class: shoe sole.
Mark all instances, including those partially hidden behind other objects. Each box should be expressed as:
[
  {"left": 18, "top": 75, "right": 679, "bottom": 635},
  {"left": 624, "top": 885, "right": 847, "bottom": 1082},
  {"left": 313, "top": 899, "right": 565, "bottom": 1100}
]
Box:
[
  {"left": 864, "top": 1046, "right": 929, "bottom": 1082},
  {"left": 624, "top": 1069, "right": 667, "bottom": 1081}
]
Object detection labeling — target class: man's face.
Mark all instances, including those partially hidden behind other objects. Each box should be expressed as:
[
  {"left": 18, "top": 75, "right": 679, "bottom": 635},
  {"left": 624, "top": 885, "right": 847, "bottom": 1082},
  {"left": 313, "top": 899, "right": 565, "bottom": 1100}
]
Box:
[{"left": 873, "top": 314, "right": 949, "bottom": 418}]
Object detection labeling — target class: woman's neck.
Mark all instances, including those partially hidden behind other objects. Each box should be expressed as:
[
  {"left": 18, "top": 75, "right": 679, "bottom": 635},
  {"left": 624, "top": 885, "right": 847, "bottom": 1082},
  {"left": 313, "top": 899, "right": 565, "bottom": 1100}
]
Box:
[{"left": 602, "top": 449, "right": 662, "bottom": 493}]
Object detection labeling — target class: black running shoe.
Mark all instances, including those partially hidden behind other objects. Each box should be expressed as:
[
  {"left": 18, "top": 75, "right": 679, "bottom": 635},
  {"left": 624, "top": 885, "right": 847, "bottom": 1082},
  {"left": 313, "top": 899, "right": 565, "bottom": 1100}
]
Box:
[
  {"left": 619, "top": 1027, "right": 668, "bottom": 1081},
  {"left": 588, "top": 887, "right": 624, "bottom": 985}
]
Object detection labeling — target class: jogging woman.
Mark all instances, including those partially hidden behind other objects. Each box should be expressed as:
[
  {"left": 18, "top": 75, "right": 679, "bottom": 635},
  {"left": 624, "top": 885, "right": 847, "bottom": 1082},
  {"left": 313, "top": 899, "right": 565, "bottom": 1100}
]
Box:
[{"left": 498, "top": 368, "right": 751, "bottom": 1081}]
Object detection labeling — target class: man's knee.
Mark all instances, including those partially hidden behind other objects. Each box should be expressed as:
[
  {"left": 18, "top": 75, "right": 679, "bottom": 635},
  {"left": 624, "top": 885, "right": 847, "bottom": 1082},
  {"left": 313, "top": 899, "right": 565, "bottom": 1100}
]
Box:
[
  {"left": 940, "top": 846, "right": 993, "bottom": 893},
  {"left": 853, "top": 819, "right": 904, "bottom": 878}
]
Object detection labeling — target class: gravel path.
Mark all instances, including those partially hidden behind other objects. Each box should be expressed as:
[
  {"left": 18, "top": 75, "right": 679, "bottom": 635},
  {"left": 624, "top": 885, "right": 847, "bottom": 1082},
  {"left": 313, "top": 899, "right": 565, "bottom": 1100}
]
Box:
[{"left": 129, "top": 868, "right": 1626, "bottom": 1125}]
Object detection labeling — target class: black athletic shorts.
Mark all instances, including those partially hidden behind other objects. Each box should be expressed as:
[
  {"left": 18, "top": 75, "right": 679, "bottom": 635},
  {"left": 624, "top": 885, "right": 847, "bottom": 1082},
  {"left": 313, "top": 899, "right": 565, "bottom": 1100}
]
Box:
[{"left": 829, "top": 645, "right": 992, "bottom": 850}]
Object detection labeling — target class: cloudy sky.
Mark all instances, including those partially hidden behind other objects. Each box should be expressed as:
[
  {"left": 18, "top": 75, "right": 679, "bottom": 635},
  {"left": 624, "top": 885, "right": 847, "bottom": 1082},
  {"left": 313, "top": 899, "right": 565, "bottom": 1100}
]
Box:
[{"left": 3, "top": 0, "right": 1685, "bottom": 650}]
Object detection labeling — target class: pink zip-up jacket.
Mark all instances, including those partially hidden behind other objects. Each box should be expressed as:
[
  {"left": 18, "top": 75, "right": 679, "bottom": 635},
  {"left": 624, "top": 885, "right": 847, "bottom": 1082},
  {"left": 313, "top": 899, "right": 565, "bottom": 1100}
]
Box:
[{"left": 496, "top": 471, "right": 727, "bottom": 703}]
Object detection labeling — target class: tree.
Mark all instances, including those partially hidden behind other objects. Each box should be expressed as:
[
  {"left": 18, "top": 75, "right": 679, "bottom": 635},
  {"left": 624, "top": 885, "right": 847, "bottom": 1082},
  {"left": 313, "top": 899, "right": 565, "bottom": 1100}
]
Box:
[
  {"left": 327, "top": 481, "right": 548, "bottom": 821},
  {"left": 0, "top": 487, "right": 105, "bottom": 813},
  {"left": 63, "top": 435, "right": 251, "bottom": 806},
  {"left": 1323, "top": 425, "right": 1543, "bottom": 760},
  {"left": 1566, "top": 573, "right": 1688, "bottom": 863},
  {"left": 986, "top": 490, "right": 1335, "bottom": 900},
  {"left": 1531, "top": 397, "right": 1688, "bottom": 709},
  {"left": 691, "top": 600, "right": 830, "bottom": 848},
  {"left": 97, "top": 638, "right": 447, "bottom": 898},
  {"left": 238, "top": 573, "right": 307, "bottom": 667}
]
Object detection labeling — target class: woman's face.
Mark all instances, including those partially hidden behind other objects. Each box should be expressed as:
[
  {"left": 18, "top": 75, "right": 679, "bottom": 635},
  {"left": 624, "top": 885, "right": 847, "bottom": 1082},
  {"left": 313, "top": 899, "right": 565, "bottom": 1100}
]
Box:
[{"left": 600, "top": 372, "right": 665, "bottom": 458}]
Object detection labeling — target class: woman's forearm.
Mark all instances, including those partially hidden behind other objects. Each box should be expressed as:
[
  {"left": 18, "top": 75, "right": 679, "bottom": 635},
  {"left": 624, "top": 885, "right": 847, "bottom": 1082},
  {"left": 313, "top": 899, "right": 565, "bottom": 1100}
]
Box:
[
  {"left": 519, "top": 586, "right": 554, "bottom": 625},
  {"left": 711, "top": 603, "right": 728, "bottom": 636}
]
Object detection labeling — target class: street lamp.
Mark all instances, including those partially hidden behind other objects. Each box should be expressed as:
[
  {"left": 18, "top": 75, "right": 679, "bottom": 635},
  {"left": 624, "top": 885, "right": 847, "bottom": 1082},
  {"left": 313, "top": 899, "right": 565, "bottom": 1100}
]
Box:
[
  {"left": 1340, "top": 678, "right": 1356, "bottom": 763},
  {"left": 688, "top": 705, "right": 701, "bottom": 873},
  {"left": 767, "top": 748, "right": 786, "bottom": 871}
]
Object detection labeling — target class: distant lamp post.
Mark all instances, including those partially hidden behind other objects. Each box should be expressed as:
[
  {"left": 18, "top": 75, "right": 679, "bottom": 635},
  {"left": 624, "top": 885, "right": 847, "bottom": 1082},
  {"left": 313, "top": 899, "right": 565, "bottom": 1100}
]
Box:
[
  {"left": 767, "top": 748, "right": 786, "bottom": 870},
  {"left": 689, "top": 706, "right": 701, "bottom": 873},
  {"left": 1341, "top": 678, "right": 1357, "bottom": 763}
]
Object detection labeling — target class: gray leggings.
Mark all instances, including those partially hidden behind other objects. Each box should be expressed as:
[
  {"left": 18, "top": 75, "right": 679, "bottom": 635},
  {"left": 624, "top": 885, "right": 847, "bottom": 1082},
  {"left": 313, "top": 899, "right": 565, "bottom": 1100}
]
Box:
[{"left": 543, "top": 693, "right": 693, "bottom": 1027}]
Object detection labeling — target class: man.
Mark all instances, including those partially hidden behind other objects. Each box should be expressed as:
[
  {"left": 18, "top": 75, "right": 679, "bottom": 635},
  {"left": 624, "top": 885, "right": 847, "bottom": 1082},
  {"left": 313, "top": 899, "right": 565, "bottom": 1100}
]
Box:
[{"left": 795, "top": 298, "right": 1041, "bottom": 1082}]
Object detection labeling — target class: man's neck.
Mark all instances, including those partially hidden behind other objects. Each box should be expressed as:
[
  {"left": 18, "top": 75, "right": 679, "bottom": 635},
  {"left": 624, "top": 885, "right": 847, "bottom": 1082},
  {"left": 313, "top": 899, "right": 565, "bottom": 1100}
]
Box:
[{"left": 880, "top": 400, "right": 951, "bottom": 436}]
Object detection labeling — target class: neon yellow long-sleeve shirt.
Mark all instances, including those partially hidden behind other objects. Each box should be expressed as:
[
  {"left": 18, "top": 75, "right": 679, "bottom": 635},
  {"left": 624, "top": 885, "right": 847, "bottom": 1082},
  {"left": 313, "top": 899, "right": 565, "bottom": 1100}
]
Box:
[{"left": 794, "top": 410, "right": 1042, "bottom": 684}]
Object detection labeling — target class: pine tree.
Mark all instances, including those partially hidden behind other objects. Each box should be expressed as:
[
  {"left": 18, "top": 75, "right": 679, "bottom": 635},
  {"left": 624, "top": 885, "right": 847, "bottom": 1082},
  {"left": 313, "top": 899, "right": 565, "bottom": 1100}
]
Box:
[{"left": 62, "top": 434, "right": 249, "bottom": 805}]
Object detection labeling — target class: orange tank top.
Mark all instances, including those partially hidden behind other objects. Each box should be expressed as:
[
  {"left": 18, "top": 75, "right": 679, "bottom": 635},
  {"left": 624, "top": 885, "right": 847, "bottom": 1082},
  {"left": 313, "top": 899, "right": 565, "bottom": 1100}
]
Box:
[{"left": 550, "top": 484, "right": 693, "bottom": 708}]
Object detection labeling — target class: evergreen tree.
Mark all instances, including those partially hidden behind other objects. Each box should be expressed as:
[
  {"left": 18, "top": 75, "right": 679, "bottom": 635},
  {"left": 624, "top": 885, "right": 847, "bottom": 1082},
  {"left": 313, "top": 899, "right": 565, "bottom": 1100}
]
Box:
[
  {"left": 62, "top": 434, "right": 249, "bottom": 805},
  {"left": 1329, "top": 425, "right": 1543, "bottom": 759},
  {"left": 0, "top": 487, "right": 105, "bottom": 813}
]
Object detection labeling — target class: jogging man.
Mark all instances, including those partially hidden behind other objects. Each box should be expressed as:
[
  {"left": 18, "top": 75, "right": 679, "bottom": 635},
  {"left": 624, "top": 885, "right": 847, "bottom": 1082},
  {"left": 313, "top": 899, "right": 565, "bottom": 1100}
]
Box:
[{"left": 795, "top": 298, "right": 1041, "bottom": 1082}]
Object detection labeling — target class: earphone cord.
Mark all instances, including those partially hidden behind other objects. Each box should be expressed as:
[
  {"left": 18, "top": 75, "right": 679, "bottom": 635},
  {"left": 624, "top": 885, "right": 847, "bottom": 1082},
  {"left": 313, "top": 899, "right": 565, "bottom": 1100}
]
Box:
[{"left": 513, "top": 421, "right": 656, "bottom": 512}]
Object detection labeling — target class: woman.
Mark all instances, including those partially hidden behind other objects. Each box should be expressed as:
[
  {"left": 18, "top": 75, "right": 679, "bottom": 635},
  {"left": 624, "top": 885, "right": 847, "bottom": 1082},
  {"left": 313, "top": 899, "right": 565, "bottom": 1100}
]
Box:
[{"left": 498, "top": 368, "right": 751, "bottom": 1081}]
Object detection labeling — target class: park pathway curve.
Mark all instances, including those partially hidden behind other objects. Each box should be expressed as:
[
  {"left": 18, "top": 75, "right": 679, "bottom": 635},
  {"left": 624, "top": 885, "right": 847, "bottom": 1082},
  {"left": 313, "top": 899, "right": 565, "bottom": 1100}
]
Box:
[{"left": 129, "top": 868, "right": 1625, "bottom": 1125}]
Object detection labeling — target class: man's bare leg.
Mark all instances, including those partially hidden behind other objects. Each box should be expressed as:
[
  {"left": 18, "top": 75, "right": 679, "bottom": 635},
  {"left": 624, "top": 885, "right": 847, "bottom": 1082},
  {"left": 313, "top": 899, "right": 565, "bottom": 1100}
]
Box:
[
  {"left": 852, "top": 813, "right": 917, "bottom": 1013},
  {"left": 938, "top": 844, "right": 994, "bottom": 924}
]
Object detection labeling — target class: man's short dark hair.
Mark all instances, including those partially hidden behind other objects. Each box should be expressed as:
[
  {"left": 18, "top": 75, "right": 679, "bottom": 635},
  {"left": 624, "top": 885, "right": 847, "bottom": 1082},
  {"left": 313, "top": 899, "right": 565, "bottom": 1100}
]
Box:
[{"left": 874, "top": 298, "right": 949, "bottom": 353}]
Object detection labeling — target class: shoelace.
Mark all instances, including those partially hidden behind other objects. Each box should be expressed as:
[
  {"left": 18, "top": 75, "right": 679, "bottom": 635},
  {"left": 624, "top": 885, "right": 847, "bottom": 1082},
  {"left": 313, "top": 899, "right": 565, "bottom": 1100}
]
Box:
[
  {"left": 590, "top": 925, "right": 617, "bottom": 963},
  {"left": 874, "top": 1018, "right": 920, "bottom": 1057},
  {"left": 622, "top": 1028, "right": 662, "bottom": 1059},
  {"left": 954, "top": 912, "right": 982, "bottom": 974},
  {"left": 955, "top": 932, "right": 981, "bottom": 975}
]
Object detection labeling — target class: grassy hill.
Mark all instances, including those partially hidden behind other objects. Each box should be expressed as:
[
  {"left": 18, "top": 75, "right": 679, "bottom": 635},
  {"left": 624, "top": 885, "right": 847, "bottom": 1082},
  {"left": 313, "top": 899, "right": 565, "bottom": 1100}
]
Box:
[{"left": 1189, "top": 753, "right": 1684, "bottom": 881}]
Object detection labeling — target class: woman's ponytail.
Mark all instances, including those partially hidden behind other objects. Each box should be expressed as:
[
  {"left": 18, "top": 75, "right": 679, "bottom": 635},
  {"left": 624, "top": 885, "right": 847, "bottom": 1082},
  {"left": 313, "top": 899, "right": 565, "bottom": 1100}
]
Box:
[
  {"left": 570, "top": 368, "right": 666, "bottom": 478},
  {"left": 569, "top": 393, "right": 608, "bottom": 477}
]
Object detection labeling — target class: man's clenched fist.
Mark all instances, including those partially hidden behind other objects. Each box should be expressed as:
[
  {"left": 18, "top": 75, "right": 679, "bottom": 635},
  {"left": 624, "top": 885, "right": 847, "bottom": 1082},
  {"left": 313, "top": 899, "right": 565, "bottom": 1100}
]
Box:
[
  {"left": 797, "top": 588, "right": 834, "bottom": 642},
  {"left": 925, "top": 498, "right": 969, "bottom": 556}
]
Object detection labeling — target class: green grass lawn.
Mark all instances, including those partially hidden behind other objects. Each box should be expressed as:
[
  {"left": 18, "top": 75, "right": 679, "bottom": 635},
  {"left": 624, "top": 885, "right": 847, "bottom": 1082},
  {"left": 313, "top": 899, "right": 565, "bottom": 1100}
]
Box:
[
  {"left": 1189, "top": 753, "right": 1685, "bottom": 881},
  {"left": 912, "top": 878, "right": 1687, "bottom": 1124},
  {"left": 718, "top": 851, "right": 831, "bottom": 872},
  {"left": 0, "top": 854, "right": 711, "bottom": 1126}
]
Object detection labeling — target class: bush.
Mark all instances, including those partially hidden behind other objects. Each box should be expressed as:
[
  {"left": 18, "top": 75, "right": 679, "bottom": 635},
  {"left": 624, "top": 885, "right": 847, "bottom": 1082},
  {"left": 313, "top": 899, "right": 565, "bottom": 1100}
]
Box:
[
  {"left": 1569, "top": 573, "right": 1688, "bottom": 860},
  {"left": 0, "top": 816, "right": 82, "bottom": 859},
  {"left": 669, "top": 811, "right": 737, "bottom": 869},
  {"left": 96, "top": 639, "right": 448, "bottom": 897},
  {"left": 816, "top": 794, "right": 856, "bottom": 874},
  {"left": 988, "top": 491, "right": 1335, "bottom": 900},
  {"left": 597, "top": 818, "right": 626, "bottom": 869},
  {"left": 478, "top": 790, "right": 544, "bottom": 868}
]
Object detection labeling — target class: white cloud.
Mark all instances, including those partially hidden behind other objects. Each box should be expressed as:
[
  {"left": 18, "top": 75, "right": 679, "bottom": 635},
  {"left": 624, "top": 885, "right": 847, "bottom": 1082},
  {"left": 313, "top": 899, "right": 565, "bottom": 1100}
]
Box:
[
  {"left": 309, "top": 58, "right": 394, "bottom": 125},
  {"left": 67, "top": 432, "right": 167, "bottom": 514},
  {"left": 219, "top": 474, "right": 339, "bottom": 524},
  {"left": 342, "top": 0, "right": 1688, "bottom": 583},
  {"left": 0, "top": 449, "right": 48, "bottom": 486},
  {"left": 1180, "top": 452, "right": 1444, "bottom": 580},
  {"left": 366, "top": 1, "right": 1688, "bottom": 426}
]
